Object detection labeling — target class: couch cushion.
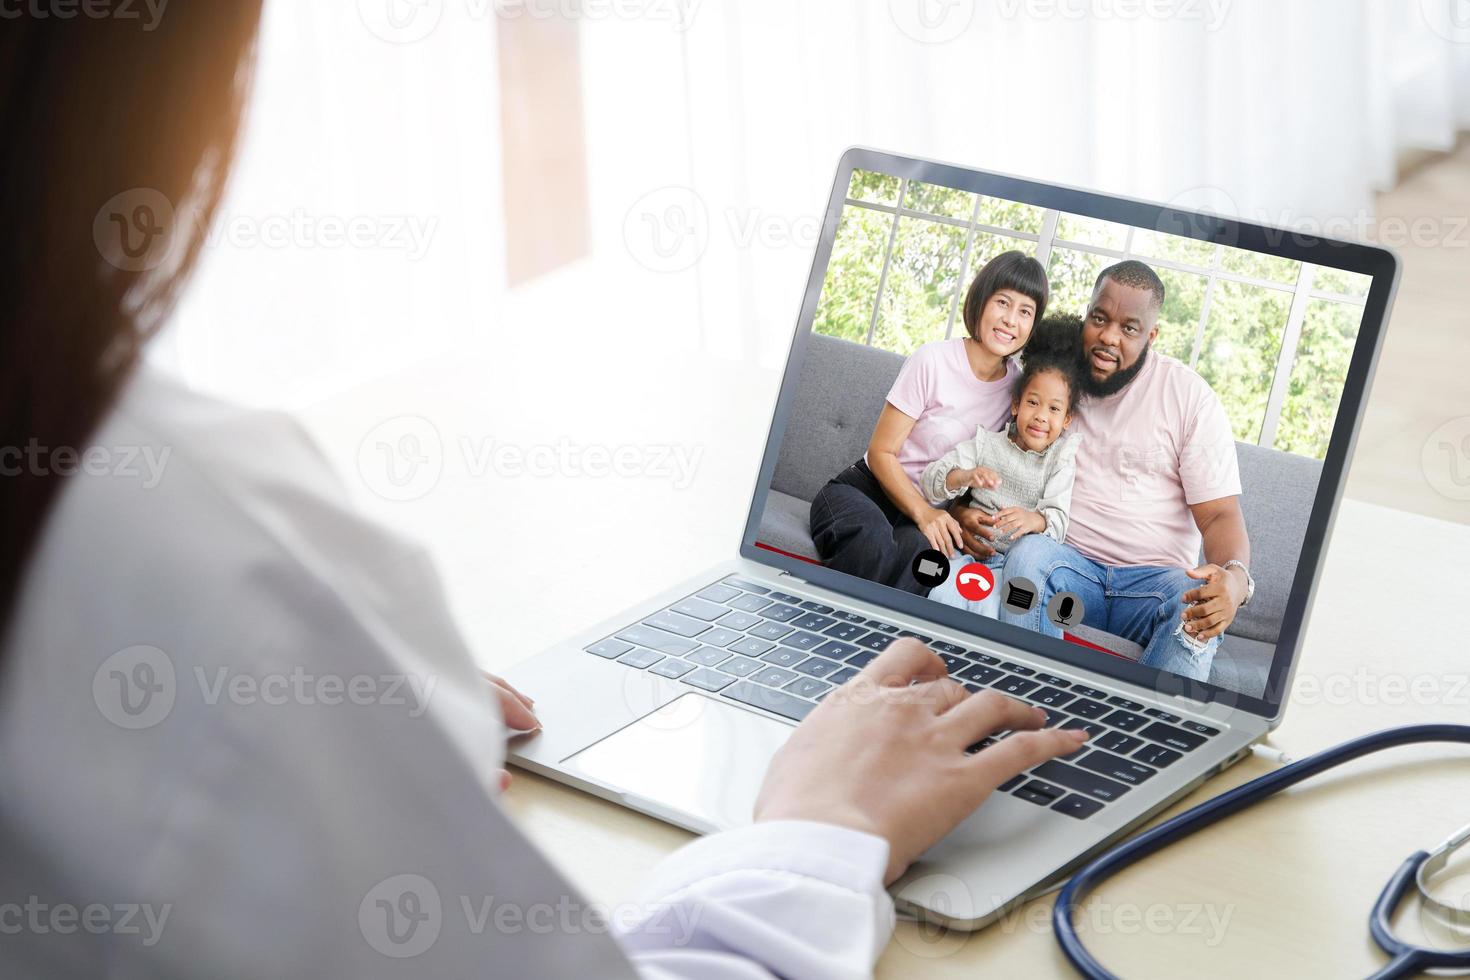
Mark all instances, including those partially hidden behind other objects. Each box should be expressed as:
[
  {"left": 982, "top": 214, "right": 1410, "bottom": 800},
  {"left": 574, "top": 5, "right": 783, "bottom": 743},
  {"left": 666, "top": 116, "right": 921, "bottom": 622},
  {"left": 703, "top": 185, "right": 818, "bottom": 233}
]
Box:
[
  {"left": 757, "top": 490, "right": 821, "bottom": 560},
  {"left": 1206, "top": 634, "right": 1276, "bottom": 697},
  {"left": 1212, "top": 443, "right": 1320, "bottom": 645},
  {"left": 771, "top": 334, "right": 904, "bottom": 502}
]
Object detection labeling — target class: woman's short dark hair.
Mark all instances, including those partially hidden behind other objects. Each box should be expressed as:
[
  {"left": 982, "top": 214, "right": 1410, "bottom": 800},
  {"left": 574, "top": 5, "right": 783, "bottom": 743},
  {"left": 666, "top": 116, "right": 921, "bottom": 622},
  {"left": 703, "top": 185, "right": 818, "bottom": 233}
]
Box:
[
  {"left": 1013, "top": 312, "right": 1085, "bottom": 415},
  {"left": 961, "top": 250, "right": 1049, "bottom": 343}
]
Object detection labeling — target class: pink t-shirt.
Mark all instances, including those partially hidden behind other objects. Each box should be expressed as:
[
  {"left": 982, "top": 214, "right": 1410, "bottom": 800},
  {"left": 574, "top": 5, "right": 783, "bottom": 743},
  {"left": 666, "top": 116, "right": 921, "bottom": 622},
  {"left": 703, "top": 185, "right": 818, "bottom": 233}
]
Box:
[
  {"left": 1066, "top": 352, "right": 1242, "bottom": 569},
  {"left": 873, "top": 339, "right": 1020, "bottom": 488}
]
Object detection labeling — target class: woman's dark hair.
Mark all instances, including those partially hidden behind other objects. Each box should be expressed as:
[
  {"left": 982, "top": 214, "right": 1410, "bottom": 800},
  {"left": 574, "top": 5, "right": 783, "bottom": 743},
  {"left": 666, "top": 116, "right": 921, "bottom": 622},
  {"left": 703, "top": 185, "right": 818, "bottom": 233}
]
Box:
[
  {"left": 960, "top": 250, "right": 1049, "bottom": 343},
  {"left": 0, "top": 6, "right": 264, "bottom": 642},
  {"left": 1013, "top": 312, "right": 1085, "bottom": 414}
]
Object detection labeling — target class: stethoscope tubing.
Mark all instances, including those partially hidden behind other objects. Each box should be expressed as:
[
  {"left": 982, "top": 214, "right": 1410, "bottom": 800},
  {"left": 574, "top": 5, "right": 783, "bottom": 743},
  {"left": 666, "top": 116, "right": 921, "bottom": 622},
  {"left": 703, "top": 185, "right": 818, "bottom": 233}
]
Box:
[{"left": 1052, "top": 723, "right": 1470, "bottom": 980}]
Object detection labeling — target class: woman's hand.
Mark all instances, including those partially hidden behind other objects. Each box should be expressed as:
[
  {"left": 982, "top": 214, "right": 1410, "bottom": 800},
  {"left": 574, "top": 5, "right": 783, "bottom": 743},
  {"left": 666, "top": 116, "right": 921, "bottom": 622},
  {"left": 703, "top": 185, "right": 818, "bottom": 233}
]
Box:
[
  {"left": 754, "top": 640, "right": 1089, "bottom": 885},
  {"left": 911, "top": 505, "right": 966, "bottom": 555},
  {"left": 993, "top": 506, "right": 1046, "bottom": 540}
]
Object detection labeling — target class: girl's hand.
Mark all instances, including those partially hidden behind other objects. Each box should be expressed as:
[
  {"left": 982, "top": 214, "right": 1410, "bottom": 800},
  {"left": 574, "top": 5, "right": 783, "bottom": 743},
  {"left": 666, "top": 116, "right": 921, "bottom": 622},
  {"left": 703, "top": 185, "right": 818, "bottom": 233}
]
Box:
[
  {"left": 912, "top": 505, "right": 966, "bottom": 555},
  {"left": 993, "top": 507, "right": 1046, "bottom": 539},
  {"left": 755, "top": 640, "right": 1089, "bottom": 885},
  {"left": 960, "top": 466, "right": 1002, "bottom": 490}
]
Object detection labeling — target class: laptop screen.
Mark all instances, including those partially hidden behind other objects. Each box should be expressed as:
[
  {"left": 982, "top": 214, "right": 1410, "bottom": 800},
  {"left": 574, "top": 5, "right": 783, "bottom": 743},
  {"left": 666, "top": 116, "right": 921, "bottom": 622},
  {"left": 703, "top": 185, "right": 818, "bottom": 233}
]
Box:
[{"left": 743, "top": 149, "right": 1397, "bottom": 713}]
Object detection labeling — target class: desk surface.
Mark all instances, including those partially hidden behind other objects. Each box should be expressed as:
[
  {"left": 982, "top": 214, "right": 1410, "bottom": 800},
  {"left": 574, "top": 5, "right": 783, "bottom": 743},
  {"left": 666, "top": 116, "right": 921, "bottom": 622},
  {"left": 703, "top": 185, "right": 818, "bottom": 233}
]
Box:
[{"left": 308, "top": 343, "right": 1470, "bottom": 978}]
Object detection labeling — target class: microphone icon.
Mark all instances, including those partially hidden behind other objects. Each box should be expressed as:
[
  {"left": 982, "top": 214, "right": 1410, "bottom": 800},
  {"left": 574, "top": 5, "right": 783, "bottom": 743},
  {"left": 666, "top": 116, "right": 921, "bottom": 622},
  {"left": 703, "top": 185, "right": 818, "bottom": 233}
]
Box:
[{"left": 1058, "top": 596, "right": 1074, "bottom": 621}]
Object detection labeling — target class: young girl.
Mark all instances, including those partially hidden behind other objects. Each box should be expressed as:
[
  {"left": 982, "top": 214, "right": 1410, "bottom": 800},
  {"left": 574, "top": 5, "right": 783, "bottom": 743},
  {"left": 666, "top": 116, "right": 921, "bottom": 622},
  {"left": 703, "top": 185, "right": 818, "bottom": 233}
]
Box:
[{"left": 919, "top": 326, "right": 1084, "bottom": 616}]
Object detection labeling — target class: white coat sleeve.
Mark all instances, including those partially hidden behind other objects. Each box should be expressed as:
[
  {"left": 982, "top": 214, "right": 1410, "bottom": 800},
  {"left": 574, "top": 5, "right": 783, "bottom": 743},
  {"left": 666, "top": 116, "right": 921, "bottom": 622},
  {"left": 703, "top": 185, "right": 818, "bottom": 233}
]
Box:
[{"left": 617, "top": 821, "right": 896, "bottom": 980}]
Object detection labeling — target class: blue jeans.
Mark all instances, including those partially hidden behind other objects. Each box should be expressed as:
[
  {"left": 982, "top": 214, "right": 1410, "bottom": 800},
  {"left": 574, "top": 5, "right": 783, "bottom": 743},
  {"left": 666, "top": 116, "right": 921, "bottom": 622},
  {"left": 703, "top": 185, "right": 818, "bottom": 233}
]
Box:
[
  {"left": 998, "top": 535, "right": 1218, "bottom": 681},
  {"left": 929, "top": 553, "right": 1007, "bottom": 618}
]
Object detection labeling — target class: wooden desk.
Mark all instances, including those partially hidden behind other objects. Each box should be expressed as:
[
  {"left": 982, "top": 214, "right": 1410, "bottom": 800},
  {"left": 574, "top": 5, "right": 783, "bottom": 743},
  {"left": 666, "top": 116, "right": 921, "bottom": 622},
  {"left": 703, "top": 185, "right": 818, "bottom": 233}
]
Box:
[{"left": 497, "top": 499, "right": 1470, "bottom": 978}]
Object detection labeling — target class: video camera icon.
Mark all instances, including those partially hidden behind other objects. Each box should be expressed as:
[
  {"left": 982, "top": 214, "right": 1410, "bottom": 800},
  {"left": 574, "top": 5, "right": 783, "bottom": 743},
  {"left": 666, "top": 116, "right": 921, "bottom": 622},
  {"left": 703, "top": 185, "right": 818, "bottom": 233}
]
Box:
[{"left": 911, "top": 549, "right": 950, "bottom": 590}]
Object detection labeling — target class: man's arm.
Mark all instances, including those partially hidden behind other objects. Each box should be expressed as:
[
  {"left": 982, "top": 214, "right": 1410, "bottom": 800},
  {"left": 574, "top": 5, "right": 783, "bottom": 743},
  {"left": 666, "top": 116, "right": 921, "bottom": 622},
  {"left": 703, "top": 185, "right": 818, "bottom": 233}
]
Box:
[{"left": 1182, "top": 495, "right": 1251, "bottom": 640}]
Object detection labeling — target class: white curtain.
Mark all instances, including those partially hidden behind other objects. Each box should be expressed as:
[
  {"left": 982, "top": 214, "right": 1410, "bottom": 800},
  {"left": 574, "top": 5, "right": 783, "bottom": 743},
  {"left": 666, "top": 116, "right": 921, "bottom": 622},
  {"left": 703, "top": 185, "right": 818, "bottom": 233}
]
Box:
[{"left": 154, "top": 0, "right": 1470, "bottom": 405}]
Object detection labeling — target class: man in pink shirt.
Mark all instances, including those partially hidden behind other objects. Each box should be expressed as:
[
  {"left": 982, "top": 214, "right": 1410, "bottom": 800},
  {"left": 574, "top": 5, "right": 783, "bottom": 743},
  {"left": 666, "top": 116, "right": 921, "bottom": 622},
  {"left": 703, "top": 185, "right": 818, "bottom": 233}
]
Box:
[{"left": 992, "top": 261, "right": 1254, "bottom": 682}]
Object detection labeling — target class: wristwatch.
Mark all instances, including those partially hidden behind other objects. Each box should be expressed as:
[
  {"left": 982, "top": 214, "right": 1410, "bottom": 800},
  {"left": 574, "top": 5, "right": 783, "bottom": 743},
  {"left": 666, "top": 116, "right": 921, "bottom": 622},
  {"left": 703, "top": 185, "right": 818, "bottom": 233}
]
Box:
[{"left": 1221, "top": 559, "right": 1255, "bottom": 607}]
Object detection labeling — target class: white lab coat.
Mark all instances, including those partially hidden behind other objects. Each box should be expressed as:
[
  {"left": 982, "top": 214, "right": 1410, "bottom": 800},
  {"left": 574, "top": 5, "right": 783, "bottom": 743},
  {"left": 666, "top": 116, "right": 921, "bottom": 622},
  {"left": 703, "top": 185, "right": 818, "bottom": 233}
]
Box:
[{"left": 0, "top": 368, "right": 895, "bottom": 979}]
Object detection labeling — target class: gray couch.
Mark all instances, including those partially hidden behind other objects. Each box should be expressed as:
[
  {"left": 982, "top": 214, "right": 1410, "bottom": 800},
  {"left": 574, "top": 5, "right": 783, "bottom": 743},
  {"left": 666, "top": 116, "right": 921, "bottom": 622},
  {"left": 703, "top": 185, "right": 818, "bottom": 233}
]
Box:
[{"left": 757, "top": 333, "right": 1322, "bottom": 696}]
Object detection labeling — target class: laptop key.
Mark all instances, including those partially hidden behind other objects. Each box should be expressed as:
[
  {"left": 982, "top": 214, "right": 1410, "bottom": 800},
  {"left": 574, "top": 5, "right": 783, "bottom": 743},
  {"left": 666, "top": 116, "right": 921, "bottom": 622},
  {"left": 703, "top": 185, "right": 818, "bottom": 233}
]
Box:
[
  {"left": 694, "top": 584, "right": 741, "bottom": 604},
  {"left": 1032, "top": 760, "right": 1131, "bottom": 802},
  {"left": 897, "top": 630, "right": 932, "bottom": 642},
  {"left": 814, "top": 640, "right": 859, "bottom": 660},
  {"left": 760, "top": 648, "right": 807, "bottom": 668},
  {"left": 1072, "top": 685, "right": 1108, "bottom": 700},
  {"left": 723, "top": 577, "right": 770, "bottom": 594},
  {"left": 1028, "top": 686, "right": 1075, "bottom": 708},
  {"left": 995, "top": 676, "right": 1039, "bottom": 697},
  {"left": 729, "top": 637, "right": 775, "bottom": 657},
  {"left": 938, "top": 653, "right": 969, "bottom": 675},
  {"left": 1094, "top": 731, "right": 1143, "bottom": 755},
  {"left": 617, "top": 648, "right": 663, "bottom": 669},
  {"left": 645, "top": 610, "right": 711, "bottom": 637},
  {"left": 1144, "top": 707, "right": 1182, "bottom": 722},
  {"left": 682, "top": 668, "right": 734, "bottom": 692},
  {"left": 1061, "top": 719, "right": 1107, "bottom": 739},
  {"left": 829, "top": 666, "right": 859, "bottom": 685},
  {"left": 1106, "top": 695, "right": 1145, "bottom": 711},
  {"left": 822, "top": 622, "right": 867, "bottom": 642},
  {"left": 784, "top": 676, "right": 832, "bottom": 699},
  {"left": 684, "top": 646, "right": 732, "bottom": 667},
  {"left": 716, "top": 656, "right": 763, "bottom": 678},
  {"left": 856, "top": 633, "right": 896, "bottom": 651},
  {"left": 832, "top": 610, "right": 866, "bottom": 623},
  {"left": 1138, "top": 721, "right": 1207, "bottom": 752},
  {"left": 959, "top": 663, "right": 1002, "bottom": 685},
  {"left": 777, "top": 630, "right": 826, "bottom": 651},
  {"left": 845, "top": 650, "right": 878, "bottom": 668},
  {"left": 727, "top": 593, "right": 772, "bottom": 613},
  {"left": 1000, "top": 662, "right": 1036, "bottom": 677},
  {"left": 1036, "top": 673, "right": 1071, "bottom": 688},
  {"left": 1132, "top": 743, "right": 1183, "bottom": 768},
  {"left": 650, "top": 657, "right": 694, "bottom": 679},
  {"left": 1014, "top": 780, "right": 1066, "bottom": 806},
  {"left": 967, "top": 651, "right": 1001, "bottom": 665},
  {"left": 1067, "top": 697, "right": 1110, "bottom": 719},
  {"left": 748, "top": 621, "right": 793, "bottom": 640},
  {"left": 933, "top": 641, "right": 967, "bottom": 655},
  {"left": 1076, "top": 750, "right": 1158, "bottom": 785},
  {"left": 1040, "top": 708, "right": 1068, "bottom": 727},
  {"left": 716, "top": 611, "right": 762, "bottom": 631},
  {"left": 793, "top": 656, "right": 841, "bottom": 679},
  {"left": 997, "top": 774, "right": 1026, "bottom": 792},
  {"left": 760, "top": 603, "right": 804, "bottom": 623},
  {"left": 698, "top": 627, "right": 744, "bottom": 648},
  {"left": 586, "top": 638, "right": 633, "bottom": 659},
  {"left": 615, "top": 626, "right": 698, "bottom": 656},
  {"left": 722, "top": 680, "right": 817, "bottom": 722},
  {"left": 769, "top": 591, "right": 804, "bottom": 604},
  {"left": 1101, "top": 710, "right": 1148, "bottom": 732},
  {"left": 751, "top": 665, "right": 800, "bottom": 688},
  {"left": 798, "top": 601, "right": 834, "bottom": 614},
  {"left": 793, "top": 612, "right": 837, "bottom": 632},
  {"left": 1053, "top": 794, "right": 1105, "bottom": 820},
  {"left": 865, "top": 620, "right": 899, "bottom": 634},
  {"left": 1181, "top": 721, "right": 1221, "bottom": 737}
]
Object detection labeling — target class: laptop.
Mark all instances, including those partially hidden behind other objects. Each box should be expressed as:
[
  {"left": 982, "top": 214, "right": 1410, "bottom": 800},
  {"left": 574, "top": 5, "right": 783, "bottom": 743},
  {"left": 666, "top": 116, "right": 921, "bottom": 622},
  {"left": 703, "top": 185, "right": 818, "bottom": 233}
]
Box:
[{"left": 506, "top": 148, "right": 1399, "bottom": 929}]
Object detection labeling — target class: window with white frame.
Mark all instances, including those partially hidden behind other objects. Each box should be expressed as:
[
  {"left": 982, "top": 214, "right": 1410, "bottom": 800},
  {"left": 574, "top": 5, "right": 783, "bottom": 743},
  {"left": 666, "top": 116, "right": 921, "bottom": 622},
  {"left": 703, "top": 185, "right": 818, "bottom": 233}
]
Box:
[{"left": 812, "top": 170, "right": 1373, "bottom": 461}]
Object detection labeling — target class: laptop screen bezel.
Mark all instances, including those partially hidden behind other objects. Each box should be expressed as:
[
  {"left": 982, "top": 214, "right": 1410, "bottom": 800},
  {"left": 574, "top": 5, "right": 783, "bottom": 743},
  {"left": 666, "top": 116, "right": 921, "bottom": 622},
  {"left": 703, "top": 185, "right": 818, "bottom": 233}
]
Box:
[{"left": 737, "top": 146, "right": 1400, "bottom": 721}]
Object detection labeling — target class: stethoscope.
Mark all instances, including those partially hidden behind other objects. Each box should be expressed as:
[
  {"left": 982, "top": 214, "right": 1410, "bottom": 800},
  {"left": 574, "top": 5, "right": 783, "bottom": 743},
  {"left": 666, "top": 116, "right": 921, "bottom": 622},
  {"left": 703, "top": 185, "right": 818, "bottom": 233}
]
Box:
[{"left": 1053, "top": 724, "right": 1470, "bottom": 979}]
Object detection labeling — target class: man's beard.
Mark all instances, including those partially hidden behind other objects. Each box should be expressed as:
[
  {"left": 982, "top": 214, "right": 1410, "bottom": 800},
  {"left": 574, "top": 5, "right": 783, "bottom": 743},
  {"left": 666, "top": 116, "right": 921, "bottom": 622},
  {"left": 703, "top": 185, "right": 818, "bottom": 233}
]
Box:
[{"left": 1078, "top": 343, "right": 1150, "bottom": 398}]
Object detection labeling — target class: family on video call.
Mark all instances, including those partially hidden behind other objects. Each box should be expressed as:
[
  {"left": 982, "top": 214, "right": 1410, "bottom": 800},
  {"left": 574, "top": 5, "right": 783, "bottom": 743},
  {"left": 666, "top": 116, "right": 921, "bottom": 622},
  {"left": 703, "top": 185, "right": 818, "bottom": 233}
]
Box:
[{"left": 808, "top": 251, "right": 1253, "bottom": 682}]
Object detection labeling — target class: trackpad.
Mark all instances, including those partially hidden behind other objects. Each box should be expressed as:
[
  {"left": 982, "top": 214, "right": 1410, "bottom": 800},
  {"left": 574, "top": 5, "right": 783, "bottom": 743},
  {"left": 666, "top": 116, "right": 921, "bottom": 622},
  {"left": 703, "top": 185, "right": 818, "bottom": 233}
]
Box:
[{"left": 563, "top": 693, "right": 794, "bottom": 832}]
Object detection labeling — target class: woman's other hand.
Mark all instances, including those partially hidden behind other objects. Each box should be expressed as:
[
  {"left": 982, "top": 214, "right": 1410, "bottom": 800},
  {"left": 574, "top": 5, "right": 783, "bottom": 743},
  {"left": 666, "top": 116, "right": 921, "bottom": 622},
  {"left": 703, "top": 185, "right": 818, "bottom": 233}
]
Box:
[
  {"left": 950, "top": 505, "right": 999, "bottom": 560},
  {"left": 754, "top": 640, "right": 1089, "bottom": 884},
  {"left": 911, "top": 505, "right": 966, "bottom": 555}
]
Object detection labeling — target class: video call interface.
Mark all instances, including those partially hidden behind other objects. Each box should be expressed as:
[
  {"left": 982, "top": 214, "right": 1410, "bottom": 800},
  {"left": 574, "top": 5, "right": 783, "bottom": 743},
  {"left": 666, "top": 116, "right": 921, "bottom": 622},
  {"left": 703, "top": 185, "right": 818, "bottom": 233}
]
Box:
[{"left": 753, "top": 167, "right": 1379, "bottom": 699}]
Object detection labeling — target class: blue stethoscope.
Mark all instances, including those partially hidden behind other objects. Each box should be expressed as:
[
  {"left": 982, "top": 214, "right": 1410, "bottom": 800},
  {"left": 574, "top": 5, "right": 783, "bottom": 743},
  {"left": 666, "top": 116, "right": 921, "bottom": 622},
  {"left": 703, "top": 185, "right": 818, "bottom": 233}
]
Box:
[{"left": 1054, "top": 724, "right": 1470, "bottom": 979}]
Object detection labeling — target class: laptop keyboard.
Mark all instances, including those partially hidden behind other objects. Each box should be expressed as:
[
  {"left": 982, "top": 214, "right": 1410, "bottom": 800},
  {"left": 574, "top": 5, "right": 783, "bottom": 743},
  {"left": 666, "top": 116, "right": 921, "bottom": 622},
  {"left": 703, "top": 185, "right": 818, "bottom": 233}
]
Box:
[{"left": 584, "top": 575, "right": 1222, "bottom": 822}]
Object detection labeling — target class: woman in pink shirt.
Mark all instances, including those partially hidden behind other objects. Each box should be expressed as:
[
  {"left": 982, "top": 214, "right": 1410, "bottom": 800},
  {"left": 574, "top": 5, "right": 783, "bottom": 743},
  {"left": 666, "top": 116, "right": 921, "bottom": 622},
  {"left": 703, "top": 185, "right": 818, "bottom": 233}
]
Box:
[{"left": 811, "top": 251, "right": 1050, "bottom": 594}]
